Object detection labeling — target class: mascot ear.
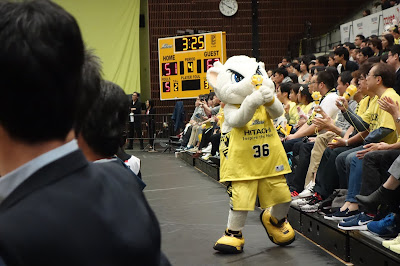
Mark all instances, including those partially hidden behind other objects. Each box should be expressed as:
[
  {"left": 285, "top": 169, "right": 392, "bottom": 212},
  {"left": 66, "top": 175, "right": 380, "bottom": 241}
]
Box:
[{"left": 207, "top": 61, "right": 223, "bottom": 90}]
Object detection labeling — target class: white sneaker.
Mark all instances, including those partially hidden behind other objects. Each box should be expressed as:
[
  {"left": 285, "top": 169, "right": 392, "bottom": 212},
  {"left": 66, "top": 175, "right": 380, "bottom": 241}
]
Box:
[
  {"left": 291, "top": 197, "right": 309, "bottom": 207},
  {"left": 301, "top": 203, "right": 320, "bottom": 213},
  {"left": 201, "top": 153, "right": 211, "bottom": 160},
  {"left": 383, "top": 233, "right": 400, "bottom": 248},
  {"left": 202, "top": 143, "right": 212, "bottom": 153},
  {"left": 298, "top": 181, "right": 315, "bottom": 198}
]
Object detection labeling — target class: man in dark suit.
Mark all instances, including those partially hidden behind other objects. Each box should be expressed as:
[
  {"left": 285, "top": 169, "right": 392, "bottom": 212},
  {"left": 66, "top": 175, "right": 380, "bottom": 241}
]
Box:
[
  {"left": 0, "top": 1, "right": 167, "bottom": 265},
  {"left": 128, "top": 91, "right": 144, "bottom": 150},
  {"left": 386, "top": 45, "right": 400, "bottom": 95}
]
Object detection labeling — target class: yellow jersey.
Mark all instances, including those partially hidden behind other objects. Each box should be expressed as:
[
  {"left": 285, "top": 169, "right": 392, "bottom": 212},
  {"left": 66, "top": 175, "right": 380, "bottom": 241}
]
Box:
[
  {"left": 220, "top": 105, "right": 291, "bottom": 182},
  {"left": 287, "top": 101, "right": 299, "bottom": 125},
  {"left": 361, "top": 89, "right": 400, "bottom": 144}
]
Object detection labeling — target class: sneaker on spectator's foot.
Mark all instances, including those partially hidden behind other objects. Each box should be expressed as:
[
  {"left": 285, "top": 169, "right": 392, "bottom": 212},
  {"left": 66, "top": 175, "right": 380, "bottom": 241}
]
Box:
[
  {"left": 291, "top": 191, "right": 299, "bottom": 199},
  {"left": 298, "top": 181, "right": 315, "bottom": 198},
  {"left": 337, "top": 212, "right": 373, "bottom": 231},
  {"left": 382, "top": 233, "right": 400, "bottom": 248},
  {"left": 389, "top": 243, "right": 400, "bottom": 254},
  {"left": 317, "top": 190, "right": 341, "bottom": 215},
  {"left": 260, "top": 209, "right": 295, "bottom": 246},
  {"left": 300, "top": 193, "right": 323, "bottom": 213},
  {"left": 201, "top": 153, "right": 211, "bottom": 160},
  {"left": 324, "top": 208, "right": 360, "bottom": 221},
  {"left": 291, "top": 197, "right": 310, "bottom": 208},
  {"left": 368, "top": 213, "right": 400, "bottom": 238},
  {"left": 214, "top": 229, "right": 245, "bottom": 254}
]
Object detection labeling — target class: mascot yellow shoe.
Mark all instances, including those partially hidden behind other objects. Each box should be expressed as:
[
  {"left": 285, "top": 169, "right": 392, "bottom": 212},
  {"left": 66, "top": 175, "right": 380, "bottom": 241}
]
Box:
[
  {"left": 260, "top": 209, "right": 295, "bottom": 246},
  {"left": 214, "top": 229, "right": 245, "bottom": 254}
]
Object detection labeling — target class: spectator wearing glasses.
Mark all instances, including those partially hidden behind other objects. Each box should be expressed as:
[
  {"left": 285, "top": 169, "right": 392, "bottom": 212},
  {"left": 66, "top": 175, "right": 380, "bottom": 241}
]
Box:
[{"left": 386, "top": 44, "right": 400, "bottom": 94}]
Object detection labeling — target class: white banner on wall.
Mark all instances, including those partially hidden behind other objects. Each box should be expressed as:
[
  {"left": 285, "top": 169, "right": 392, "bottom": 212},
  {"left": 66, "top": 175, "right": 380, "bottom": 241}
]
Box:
[
  {"left": 340, "top": 5, "right": 400, "bottom": 43},
  {"left": 340, "top": 22, "right": 353, "bottom": 44}
]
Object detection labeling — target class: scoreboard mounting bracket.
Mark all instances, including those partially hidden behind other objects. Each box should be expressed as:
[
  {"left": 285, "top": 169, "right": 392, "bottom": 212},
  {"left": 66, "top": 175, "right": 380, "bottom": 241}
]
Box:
[{"left": 158, "top": 31, "right": 226, "bottom": 100}]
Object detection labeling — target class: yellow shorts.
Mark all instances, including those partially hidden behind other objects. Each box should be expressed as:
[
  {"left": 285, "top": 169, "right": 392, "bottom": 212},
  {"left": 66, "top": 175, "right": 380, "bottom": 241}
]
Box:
[{"left": 227, "top": 175, "right": 291, "bottom": 211}]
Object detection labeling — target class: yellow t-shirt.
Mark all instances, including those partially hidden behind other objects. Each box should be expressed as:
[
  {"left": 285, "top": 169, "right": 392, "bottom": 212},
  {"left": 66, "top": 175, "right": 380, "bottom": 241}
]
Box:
[
  {"left": 356, "top": 95, "right": 372, "bottom": 116},
  {"left": 361, "top": 89, "right": 400, "bottom": 144},
  {"left": 302, "top": 102, "right": 314, "bottom": 115},
  {"left": 287, "top": 101, "right": 299, "bottom": 125},
  {"left": 219, "top": 105, "right": 291, "bottom": 182}
]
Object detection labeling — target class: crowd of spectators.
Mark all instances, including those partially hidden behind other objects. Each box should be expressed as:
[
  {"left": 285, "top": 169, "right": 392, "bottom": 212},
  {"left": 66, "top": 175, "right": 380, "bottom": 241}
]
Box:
[{"left": 265, "top": 25, "right": 400, "bottom": 252}]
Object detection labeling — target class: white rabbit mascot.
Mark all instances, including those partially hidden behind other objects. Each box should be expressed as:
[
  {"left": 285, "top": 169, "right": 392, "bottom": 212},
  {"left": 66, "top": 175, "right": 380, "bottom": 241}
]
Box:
[{"left": 207, "top": 56, "right": 295, "bottom": 253}]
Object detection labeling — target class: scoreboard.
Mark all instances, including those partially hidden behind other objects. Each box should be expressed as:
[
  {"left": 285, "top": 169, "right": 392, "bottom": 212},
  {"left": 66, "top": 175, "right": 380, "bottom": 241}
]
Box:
[{"left": 158, "top": 31, "right": 226, "bottom": 100}]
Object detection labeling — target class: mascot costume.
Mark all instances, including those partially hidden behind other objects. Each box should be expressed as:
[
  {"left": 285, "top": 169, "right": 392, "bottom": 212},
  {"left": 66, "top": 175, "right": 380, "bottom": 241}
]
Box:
[{"left": 207, "top": 56, "right": 295, "bottom": 253}]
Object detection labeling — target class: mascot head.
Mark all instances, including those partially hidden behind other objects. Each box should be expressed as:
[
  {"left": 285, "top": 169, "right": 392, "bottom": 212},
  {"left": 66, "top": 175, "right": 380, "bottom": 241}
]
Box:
[{"left": 206, "top": 55, "right": 274, "bottom": 104}]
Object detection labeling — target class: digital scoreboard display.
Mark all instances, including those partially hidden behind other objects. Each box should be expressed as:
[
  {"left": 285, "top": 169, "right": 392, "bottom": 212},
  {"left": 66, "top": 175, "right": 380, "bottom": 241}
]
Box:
[{"left": 158, "top": 31, "right": 226, "bottom": 100}]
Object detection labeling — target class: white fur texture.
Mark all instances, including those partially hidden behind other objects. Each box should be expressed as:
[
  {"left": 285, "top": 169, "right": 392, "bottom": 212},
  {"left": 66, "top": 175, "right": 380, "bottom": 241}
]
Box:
[{"left": 206, "top": 55, "right": 283, "bottom": 133}]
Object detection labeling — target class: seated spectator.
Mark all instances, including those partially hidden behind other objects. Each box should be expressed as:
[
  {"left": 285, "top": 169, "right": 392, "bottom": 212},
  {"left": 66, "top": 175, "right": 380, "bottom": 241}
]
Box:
[
  {"left": 296, "top": 84, "right": 314, "bottom": 129},
  {"left": 277, "top": 82, "right": 299, "bottom": 126},
  {"left": 344, "top": 42, "right": 357, "bottom": 61},
  {"left": 368, "top": 38, "right": 383, "bottom": 56},
  {"left": 292, "top": 63, "right": 303, "bottom": 83},
  {"left": 390, "top": 25, "right": 400, "bottom": 44},
  {"left": 334, "top": 47, "right": 359, "bottom": 74},
  {"left": 357, "top": 46, "right": 374, "bottom": 65},
  {"left": 328, "top": 53, "right": 337, "bottom": 67},
  {"left": 386, "top": 44, "right": 400, "bottom": 94},
  {"left": 382, "top": 33, "right": 395, "bottom": 54},
  {"left": 361, "top": 39, "right": 369, "bottom": 48},
  {"left": 325, "top": 66, "right": 339, "bottom": 88},
  {"left": 272, "top": 67, "right": 291, "bottom": 91},
  {"left": 354, "top": 35, "right": 365, "bottom": 48},
  {"left": 300, "top": 58, "right": 310, "bottom": 83},
  {"left": 315, "top": 55, "right": 328, "bottom": 67}
]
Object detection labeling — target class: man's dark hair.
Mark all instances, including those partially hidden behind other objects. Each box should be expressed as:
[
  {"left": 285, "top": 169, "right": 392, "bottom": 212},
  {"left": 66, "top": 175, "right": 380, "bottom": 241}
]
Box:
[
  {"left": 373, "top": 62, "right": 396, "bottom": 88},
  {"left": 273, "top": 67, "right": 288, "bottom": 77},
  {"left": 360, "top": 46, "right": 374, "bottom": 58},
  {"left": 0, "top": 0, "right": 84, "bottom": 143},
  {"left": 279, "top": 82, "right": 293, "bottom": 97},
  {"left": 334, "top": 47, "right": 350, "bottom": 61},
  {"left": 358, "top": 62, "right": 374, "bottom": 76},
  {"left": 310, "top": 66, "right": 326, "bottom": 75},
  {"left": 325, "top": 66, "right": 339, "bottom": 85},
  {"left": 390, "top": 44, "right": 400, "bottom": 59},
  {"left": 316, "top": 55, "right": 328, "bottom": 66},
  {"left": 81, "top": 80, "right": 129, "bottom": 157},
  {"left": 282, "top": 56, "right": 291, "bottom": 63},
  {"left": 293, "top": 63, "right": 300, "bottom": 72},
  {"left": 208, "top": 91, "right": 216, "bottom": 101},
  {"left": 288, "top": 73, "right": 299, "bottom": 83},
  {"left": 356, "top": 34, "right": 365, "bottom": 40},
  {"left": 339, "top": 71, "right": 352, "bottom": 85},
  {"left": 133, "top": 91, "right": 141, "bottom": 97},
  {"left": 317, "top": 71, "right": 335, "bottom": 90},
  {"left": 74, "top": 49, "right": 102, "bottom": 134},
  {"left": 344, "top": 42, "right": 356, "bottom": 50}
]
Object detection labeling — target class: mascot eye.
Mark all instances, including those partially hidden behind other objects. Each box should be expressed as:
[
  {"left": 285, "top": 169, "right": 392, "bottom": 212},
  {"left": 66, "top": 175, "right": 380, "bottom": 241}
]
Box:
[{"left": 233, "top": 73, "right": 244, "bottom": 83}]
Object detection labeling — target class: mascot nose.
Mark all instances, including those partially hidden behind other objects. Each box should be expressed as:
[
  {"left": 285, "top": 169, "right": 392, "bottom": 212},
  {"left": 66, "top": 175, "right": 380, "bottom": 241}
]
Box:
[{"left": 251, "top": 75, "right": 263, "bottom": 90}]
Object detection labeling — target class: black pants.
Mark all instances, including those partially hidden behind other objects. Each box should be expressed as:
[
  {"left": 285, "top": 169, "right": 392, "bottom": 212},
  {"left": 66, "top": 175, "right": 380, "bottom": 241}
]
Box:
[
  {"left": 359, "top": 150, "right": 400, "bottom": 196},
  {"left": 147, "top": 122, "right": 155, "bottom": 147},
  {"left": 210, "top": 133, "right": 221, "bottom": 156},
  {"left": 128, "top": 122, "right": 144, "bottom": 149},
  {"left": 198, "top": 128, "right": 213, "bottom": 150},
  {"left": 181, "top": 126, "right": 192, "bottom": 147},
  {"left": 288, "top": 141, "right": 314, "bottom": 192},
  {"left": 314, "top": 146, "right": 352, "bottom": 199}
]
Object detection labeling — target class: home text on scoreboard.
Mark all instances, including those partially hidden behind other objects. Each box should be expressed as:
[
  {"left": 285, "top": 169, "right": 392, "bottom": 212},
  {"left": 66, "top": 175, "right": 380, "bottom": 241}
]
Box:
[{"left": 158, "top": 31, "right": 226, "bottom": 100}]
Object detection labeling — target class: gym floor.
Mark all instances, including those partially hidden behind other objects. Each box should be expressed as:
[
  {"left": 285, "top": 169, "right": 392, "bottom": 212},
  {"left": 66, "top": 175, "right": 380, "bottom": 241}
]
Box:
[{"left": 131, "top": 150, "right": 346, "bottom": 266}]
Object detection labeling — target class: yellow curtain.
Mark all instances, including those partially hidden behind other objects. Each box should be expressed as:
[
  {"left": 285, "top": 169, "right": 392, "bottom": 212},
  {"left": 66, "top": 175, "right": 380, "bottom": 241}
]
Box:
[{"left": 54, "top": 0, "right": 140, "bottom": 94}]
